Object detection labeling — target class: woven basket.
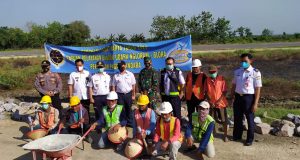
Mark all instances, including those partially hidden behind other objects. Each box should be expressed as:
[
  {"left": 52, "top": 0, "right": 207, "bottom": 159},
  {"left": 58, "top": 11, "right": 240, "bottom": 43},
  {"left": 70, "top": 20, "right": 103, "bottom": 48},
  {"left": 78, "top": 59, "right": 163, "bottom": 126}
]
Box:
[
  {"left": 107, "top": 126, "right": 128, "bottom": 144},
  {"left": 26, "top": 129, "right": 48, "bottom": 140},
  {"left": 124, "top": 138, "right": 143, "bottom": 159}
]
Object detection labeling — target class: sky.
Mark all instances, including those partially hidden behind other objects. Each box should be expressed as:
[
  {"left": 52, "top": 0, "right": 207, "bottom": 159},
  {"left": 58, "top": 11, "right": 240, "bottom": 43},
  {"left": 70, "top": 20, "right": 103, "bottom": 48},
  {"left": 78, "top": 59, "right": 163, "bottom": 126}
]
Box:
[{"left": 0, "top": 0, "right": 299, "bottom": 38}]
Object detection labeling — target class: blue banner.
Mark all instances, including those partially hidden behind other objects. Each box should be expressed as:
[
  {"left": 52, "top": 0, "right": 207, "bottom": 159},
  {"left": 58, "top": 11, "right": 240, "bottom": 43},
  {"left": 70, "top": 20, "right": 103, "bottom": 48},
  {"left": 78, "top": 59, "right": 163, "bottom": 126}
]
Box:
[{"left": 44, "top": 35, "right": 192, "bottom": 74}]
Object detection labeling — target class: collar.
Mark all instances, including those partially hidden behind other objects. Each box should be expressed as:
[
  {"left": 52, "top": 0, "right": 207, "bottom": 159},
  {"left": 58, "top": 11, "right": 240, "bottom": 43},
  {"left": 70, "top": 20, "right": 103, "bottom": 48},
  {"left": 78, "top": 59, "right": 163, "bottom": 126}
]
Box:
[{"left": 245, "top": 65, "right": 254, "bottom": 72}]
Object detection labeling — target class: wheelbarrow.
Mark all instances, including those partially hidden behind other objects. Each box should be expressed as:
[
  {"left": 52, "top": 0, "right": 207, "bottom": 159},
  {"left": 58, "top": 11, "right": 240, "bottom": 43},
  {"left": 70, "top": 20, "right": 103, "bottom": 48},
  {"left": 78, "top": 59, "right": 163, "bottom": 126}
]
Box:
[{"left": 22, "top": 127, "right": 92, "bottom": 160}]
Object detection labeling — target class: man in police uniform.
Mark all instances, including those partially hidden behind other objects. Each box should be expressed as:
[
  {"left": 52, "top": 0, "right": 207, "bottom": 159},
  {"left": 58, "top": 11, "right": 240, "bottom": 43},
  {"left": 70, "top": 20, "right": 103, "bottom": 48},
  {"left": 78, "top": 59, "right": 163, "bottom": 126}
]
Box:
[
  {"left": 160, "top": 57, "right": 185, "bottom": 120},
  {"left": 34, "top": 60, "right": 63, "bottom": 117},
  {"left": 230, "top": 53, "right": 262, "bottom": 146},
  {"left": 88, "top": 61, "right": 111, "bottom": 121},
  {"left": 111, "top": 61, "right": 136, "bottom": 127},
  {"left": 138, "top": 57, "right": 159, "bottom": 111},
  {"left": 68, "top": 59, "right": 91, "bottom": 122}
]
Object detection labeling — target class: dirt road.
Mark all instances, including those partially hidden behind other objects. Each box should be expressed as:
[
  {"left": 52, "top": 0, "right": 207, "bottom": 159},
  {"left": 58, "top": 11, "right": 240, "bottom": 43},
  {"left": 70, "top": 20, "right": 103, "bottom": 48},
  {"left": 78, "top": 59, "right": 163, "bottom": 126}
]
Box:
[{"left": 0, "top": 119, "right": 299, "bottom": 160}]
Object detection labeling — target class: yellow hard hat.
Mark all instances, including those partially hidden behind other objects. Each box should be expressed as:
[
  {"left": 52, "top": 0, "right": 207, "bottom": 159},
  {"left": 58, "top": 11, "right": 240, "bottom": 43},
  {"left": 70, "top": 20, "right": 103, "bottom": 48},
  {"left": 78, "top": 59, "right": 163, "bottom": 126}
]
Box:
[
  {"left": 70, "top": 96, "right": 80, "bottom": 107},
  {"left": 137, "top": 95, "right": 149, "bottom": 106},
  {"left": 40, "top": 95, "right": 52, "bottom": 104}
]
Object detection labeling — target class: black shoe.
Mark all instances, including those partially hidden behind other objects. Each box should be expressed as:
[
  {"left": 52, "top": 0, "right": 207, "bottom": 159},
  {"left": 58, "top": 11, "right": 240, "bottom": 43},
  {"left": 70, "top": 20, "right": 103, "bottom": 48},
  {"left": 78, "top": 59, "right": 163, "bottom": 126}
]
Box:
[
  {"left": 231, "top": 138, "right": 241, "bottom": 142},
  {"left": 244, "top": 142, "right": 253, "bottom": 146},
  {"left": 183, "top": 145, "right": 197, "bottom": 153},
  {"left": 116, "top": 142, "right": 124, "bottom": 151}
]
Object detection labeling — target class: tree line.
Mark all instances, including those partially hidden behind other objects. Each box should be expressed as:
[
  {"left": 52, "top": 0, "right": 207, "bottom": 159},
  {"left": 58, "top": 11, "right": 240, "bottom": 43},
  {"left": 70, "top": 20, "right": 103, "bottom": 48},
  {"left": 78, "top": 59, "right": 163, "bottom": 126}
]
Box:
[{"left": 0, "top": 11, "right": 300, "bottom": 50}]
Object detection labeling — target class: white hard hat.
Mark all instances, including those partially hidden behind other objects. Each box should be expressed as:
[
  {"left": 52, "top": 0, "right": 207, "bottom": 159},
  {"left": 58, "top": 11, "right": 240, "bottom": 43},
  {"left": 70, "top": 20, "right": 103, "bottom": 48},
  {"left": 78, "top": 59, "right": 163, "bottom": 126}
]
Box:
[
  {"left": 192, "top": 59, "right": 202, "bottom": 67},
  {"left": 107, "top": 91, "right": 118, "bottom": 100},
  {"left": 198, "top": 101, "right": 210, "bottom": 109},
  {"left": 159, "top": 102, "right": 173, "bottom": 114}
]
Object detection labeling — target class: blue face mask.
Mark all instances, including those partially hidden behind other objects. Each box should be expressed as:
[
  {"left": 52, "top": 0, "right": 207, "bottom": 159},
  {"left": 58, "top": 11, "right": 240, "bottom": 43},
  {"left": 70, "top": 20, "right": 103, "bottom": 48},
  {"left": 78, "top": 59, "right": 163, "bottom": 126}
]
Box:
[
  {"left": 166, "top": 64, "right": 174, "bottom": 70},
  {"left": 41, "top": 103, "right": 49, "bottom": 110},
  {"left": 209, "top": 72, "right": 218, "bottom": 79},
  {"left": 241, "top": 62, "right": 250, "bottom": 69},
  {"left": 98, "top": 68, "right": 104, "bottom": 73}
]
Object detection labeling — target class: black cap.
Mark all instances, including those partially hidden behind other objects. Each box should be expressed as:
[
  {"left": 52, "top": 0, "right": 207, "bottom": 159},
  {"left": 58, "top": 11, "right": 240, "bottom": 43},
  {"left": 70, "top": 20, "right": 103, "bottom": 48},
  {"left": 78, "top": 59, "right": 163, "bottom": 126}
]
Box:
[
  {"left": 144, "top": 56, "right": 151, "bottom": 62},
  {"left": 96, "top": 61, "right": 105, "bottom": 68},
  {"left": 41, "top": 60, "right": 50, "bottom": 66},
  {"left": 118, "top": 61, "right": 126, "bottom": 66}
]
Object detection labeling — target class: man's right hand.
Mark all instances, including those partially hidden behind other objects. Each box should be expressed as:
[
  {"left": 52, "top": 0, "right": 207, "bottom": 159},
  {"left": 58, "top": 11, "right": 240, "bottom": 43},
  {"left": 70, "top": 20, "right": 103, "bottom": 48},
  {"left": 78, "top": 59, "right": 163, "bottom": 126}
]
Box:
[
  {"left": 90, "top": 123, "right": 97, "bottom": 131},
  {"left": 187, "top": 137, "right": 193, "bottom": 147}
]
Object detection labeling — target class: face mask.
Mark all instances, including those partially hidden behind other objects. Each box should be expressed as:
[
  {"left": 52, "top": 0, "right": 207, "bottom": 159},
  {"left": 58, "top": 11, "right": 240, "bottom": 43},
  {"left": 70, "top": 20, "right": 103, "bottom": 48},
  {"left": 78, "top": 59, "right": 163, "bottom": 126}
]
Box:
[
  {"left": 145, "top": 63, "right": 151, "bottom": 68},
  {"left": 199, "top": 109, "right": 209, "bottom": 122},
  {"left": 77, "top": 66, "right": 83, "bottom": 72},
  {"left": 98, "top": 68, "right": 104, "bottom": 73},
  {"left": 164, "top": 117, "right": 171, "bottom": 122},
  {"left": 42, "top": 67, "right": 49, "bottom": 72},
  {"left": 166, "top": 64, "right": 174, "bottom": 70},
  {"left": 241, "top": 62, "right": 250, "bottom": 69},
  {"left": 209, "top": 72, "right": 217, "bottom": 79},
  {"left": 41, "top": 103, "right": 49, "bottom": 110}
]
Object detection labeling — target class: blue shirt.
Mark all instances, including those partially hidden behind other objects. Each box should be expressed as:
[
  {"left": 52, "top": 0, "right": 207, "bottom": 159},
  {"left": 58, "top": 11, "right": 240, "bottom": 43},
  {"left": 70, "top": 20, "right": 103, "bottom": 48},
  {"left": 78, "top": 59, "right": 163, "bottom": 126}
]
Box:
[{"left": 132, "top": 109, "right": 156, "bottom": 137}]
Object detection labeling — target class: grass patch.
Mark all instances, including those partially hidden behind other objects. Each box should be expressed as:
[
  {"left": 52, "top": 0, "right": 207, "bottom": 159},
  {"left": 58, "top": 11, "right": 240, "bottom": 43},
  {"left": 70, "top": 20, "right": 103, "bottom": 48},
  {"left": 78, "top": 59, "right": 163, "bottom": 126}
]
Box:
[
  {"left": 227, "top": 107, "right": 300, "bottom": 124},
  {"left": 0, "top": 57, "right": 42, "bottom": 90}
]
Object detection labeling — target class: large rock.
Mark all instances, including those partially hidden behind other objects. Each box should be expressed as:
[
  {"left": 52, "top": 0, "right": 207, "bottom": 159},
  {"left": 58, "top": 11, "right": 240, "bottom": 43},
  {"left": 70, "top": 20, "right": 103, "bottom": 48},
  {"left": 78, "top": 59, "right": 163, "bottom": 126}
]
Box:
[
  {"left": 254, "top": 117, "right": 262, "bottom": 124},
  {"left": 285, "top": 113, "right": 295, "bottom": 122},
  {"left": 275, "top": 123, "right": 295, "bottom": 137},
  {"left": 293, "top": 116, "right": 300, "bottom": 126},
  {"left": 295, "top": 126, "right": 300, "bottom": 137},
  {"left": 255, "top": 123, "right": 271, "bottom": 134},
  {"left": 3, "top": 103, "right": 18, "bottom": 112}
]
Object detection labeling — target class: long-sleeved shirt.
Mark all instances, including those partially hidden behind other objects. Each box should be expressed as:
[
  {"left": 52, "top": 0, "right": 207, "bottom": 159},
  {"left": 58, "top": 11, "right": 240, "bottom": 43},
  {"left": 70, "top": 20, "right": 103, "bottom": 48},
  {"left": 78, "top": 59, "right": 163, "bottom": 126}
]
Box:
[
  {"left": 96, "top": 105, "right": 127, "bottom": 129},
  {"left": 153, "top": 117, "right": 181, "bottom": 143},
  {"left": 132, "top": 109, "right": 156, "bottom": 137},
  {"left": 64, "top": 105, "right": 89, "bottom": 128},
  {"left": 185, "top": 121, "right": 214, "bottom": 152},
  {"left": 34, "top": 72, "right": 63, "bottom": 95}
]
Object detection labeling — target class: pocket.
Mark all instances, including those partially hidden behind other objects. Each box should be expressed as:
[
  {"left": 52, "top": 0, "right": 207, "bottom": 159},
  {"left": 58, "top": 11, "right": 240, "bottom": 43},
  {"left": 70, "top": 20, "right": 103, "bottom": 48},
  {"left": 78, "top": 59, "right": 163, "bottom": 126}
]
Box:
[
  {"left": 39, "top": 79, "right": 45, "bottom": 86},
  {"left": 50, "top": 78, "right": 56, "bottom": 84}
]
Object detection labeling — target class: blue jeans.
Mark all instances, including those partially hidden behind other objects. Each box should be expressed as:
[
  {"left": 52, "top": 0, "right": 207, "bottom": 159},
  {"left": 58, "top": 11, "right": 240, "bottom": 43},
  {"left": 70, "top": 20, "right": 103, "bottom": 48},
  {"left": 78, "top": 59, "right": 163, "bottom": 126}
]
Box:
[{"left": 97, "top": 131, "right": 112, "bottom": 148}]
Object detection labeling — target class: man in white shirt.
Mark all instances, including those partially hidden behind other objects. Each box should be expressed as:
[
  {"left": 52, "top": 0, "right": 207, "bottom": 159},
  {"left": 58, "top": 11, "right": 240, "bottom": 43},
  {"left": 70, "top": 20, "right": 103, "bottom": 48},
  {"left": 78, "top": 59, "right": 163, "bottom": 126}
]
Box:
[
  {"left": 230, "top": 53, "right": 262, "bottom": 146},
  {"left": 88, "top": 61, "right": 111, "bottom": 121},
  {"left": 68, "top": 59, "right": 91, "bottom": 123},
  {"left": 111, "top": 61, "right": 136, "bottom": 127}
]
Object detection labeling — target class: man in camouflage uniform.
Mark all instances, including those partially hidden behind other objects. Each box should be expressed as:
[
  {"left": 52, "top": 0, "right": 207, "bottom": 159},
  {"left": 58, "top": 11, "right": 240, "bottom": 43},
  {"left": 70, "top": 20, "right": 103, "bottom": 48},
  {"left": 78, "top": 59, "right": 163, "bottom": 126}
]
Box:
[
  {"left": 34, "top": 60, "right": 63, "bottom": 117},
  {"left": 138, "top": 57, "right": 159, "bottom": 111}
]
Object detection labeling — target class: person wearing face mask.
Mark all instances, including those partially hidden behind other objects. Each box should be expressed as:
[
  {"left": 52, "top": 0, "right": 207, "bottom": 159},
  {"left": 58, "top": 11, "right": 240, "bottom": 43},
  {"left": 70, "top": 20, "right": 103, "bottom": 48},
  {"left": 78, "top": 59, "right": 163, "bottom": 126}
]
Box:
[
  {"left": 34, "top": 60, "right": 63, "bottom": 118},
  {"left": 31, "top": 96, "right": 60, "bottom": 134},
  {"left": 68, "top": 59, "right": 91, "bottom": 123},
  {"left": 204, "top": 65, "right": 228, "bottom": 142},
  {"left": 184, "top": 101, "right": 215, "bottom": 160},
  {"left": 230, "top": 53, "right": 262, "bottom": 146},
  {"left": 132, "top": 95, "right": 156, "bottom": 155},
  {"left": 111, "top": 61, "right": 136, "bottom": 127},
  {"left": 160, "top": 57, "right": 185, "bottom": 121},
  {"left": 138, "top": 57, "right": 159, "bottom": 112},
  {"left": 152, "top": 102, "right": 182, "bottom": 160},
  {"left": 185, "top": 59, "right": 207, "bottom": 127},
  {"left": 90, "top": 91, "right": 127, "bottom": 150},
  {"left": 59, "top": 96, "right": 92, "bottom": 143},
  {"left": 88, "top": 61, "right": 111, "bottom": 122}
]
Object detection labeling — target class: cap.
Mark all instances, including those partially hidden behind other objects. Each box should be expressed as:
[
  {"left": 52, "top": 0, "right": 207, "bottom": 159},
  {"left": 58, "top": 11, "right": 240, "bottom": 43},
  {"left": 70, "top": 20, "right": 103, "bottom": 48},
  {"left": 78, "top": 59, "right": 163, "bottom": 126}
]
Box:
[
  {"left": 198, "top": 101, "right": 210, "bottom": 109},
  {"left": 144, "top": 57, "right": 151, "bottom": 62},
  {"left": 41, "top": 60, "right": 50, "bottom": 66},
  {"left": 208, "top": 65, "right": 218, "bottom": 72},
  {"left": 118, "top": 61, "right": 126, "bottom": 66},
  {"left": 96, "top": 61, "right": 105, "bottom": 68}
]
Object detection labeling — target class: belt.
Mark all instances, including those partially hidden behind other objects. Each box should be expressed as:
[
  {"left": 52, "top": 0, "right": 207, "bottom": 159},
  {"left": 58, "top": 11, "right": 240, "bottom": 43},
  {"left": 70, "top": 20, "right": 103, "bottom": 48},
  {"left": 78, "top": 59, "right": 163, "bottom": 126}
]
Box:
[
  {"left": 117, "top": 91, "right": 132, "bottom": 95},
  {"left": 235, "top": 93, "right": 253, "bottom": 96}
]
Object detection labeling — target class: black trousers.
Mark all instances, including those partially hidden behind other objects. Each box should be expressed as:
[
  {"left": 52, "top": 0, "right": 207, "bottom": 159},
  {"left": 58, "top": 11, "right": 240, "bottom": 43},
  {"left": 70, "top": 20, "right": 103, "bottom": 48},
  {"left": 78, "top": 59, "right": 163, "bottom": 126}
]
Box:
[
  {"left": 186, "top": 94, "right": 202, "bottom": 126},
  {"left": 80, "top": 99, "right": 91, "bottom": 123},
  {"left": 233, "top": 93, "right": 255, "bottom": 143},
  {"left": 117, "top": 92, "right": 133, "bottom": 126},
  {"left": 161, "top": 95, "right": 181, "bottom": 120},
  {"left": 93, "top": 95, "right": 107, "bottom": 120},
  {"left": 39, "top": 93, "right": 62, "bottom": 118}
]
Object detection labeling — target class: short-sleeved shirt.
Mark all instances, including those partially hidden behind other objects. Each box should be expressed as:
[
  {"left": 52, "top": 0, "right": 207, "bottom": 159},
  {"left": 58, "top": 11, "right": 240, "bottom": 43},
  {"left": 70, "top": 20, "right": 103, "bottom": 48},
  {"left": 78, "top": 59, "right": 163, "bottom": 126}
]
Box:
[
  {"left": 163, "top": 69, "right": 186, "bottom": 95},
  {"left": 111, "top": 70, "right": 136, "bottom": 94},
  {"left": 232, "top": 65, "right": 262, "bottom": 94},
  {"left": 88, "top": 72, "right": 111, "bottom": 96},
  {"left": 68, "top": 70, "right": 91, "bottom": 100}
]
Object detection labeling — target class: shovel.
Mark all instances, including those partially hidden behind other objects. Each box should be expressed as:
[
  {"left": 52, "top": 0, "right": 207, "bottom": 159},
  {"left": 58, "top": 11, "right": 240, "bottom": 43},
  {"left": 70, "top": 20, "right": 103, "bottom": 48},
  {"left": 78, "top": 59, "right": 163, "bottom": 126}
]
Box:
[
  {"left": 80, "top": 107, "right": 85, "bottom": 150},
  {"left": 138, "top": 127, "right": 150, "bottom": 154},
  {"left": 28, "top": 116, "right": 33, "bottom": 131}
]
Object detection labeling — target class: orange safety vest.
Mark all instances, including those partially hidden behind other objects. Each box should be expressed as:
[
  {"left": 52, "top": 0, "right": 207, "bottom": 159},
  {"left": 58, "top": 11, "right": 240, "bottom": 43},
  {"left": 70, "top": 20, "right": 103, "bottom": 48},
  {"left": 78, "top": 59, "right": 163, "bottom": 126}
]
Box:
[
  {"left": 134, "top": 108, "right": 152, "bottom": 139},
  {"left": 205, "top": 75, "right": 228, "bottom": 108},
  {"left": 160, "top": 116, "right": 183, "bottom": 143},
  {"left": 185, "top": 72, "right": 205, "bottom": 100},
  {"left": 38, "top": 107, "right": 55, "bottom": 129}
]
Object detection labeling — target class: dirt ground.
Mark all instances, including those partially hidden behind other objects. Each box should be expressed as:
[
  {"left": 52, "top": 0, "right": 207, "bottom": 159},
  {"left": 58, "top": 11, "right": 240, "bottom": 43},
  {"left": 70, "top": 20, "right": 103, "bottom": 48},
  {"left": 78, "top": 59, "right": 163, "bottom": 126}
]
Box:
[{"left": 0, "top": 119, "right": 299, "bottom": 160}]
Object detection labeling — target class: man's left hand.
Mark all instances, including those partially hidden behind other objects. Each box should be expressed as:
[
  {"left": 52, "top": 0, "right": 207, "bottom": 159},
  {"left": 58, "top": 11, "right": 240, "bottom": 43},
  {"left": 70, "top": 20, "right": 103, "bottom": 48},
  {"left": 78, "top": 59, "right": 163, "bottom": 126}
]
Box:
[
  {"left": 112, "top": 124, "right": 121, "bottom": 133},
  {"left": 161, "top": 140, "right": 169, "bottom": 151}
]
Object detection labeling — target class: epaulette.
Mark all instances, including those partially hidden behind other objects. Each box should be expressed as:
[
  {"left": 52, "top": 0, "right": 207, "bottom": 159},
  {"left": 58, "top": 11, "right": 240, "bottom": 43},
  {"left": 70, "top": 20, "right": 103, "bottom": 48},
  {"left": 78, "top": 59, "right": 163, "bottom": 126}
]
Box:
[{"left": 254, "top": 68, "right": 259, "bottom": 72}]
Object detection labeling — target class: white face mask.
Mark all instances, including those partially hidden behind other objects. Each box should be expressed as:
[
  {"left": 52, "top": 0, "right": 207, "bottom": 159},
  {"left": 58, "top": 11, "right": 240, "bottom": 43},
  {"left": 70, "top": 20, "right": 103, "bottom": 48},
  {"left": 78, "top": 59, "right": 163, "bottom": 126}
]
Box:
[
  {"left": 77, "top": 66, "right": 83, "bottom": 72},
  {"left": 164, "top": 117, "right": 171, "bottom": 122}
]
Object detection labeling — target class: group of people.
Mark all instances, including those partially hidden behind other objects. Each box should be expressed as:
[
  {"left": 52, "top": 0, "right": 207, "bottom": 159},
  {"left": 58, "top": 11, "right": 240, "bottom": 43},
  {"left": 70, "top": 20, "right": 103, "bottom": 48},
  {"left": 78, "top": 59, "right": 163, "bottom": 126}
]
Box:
[{"left": 30, "top": 52, "right": 262, "bottom": 159}]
